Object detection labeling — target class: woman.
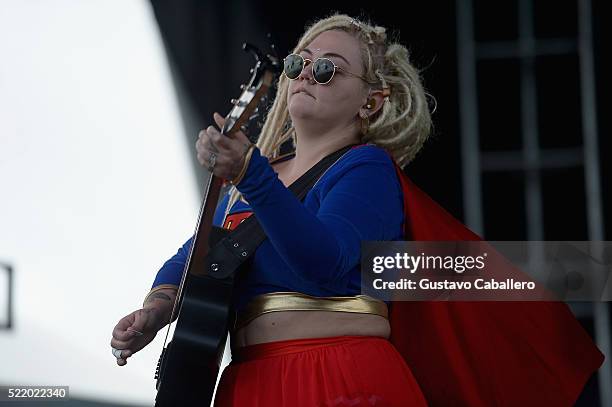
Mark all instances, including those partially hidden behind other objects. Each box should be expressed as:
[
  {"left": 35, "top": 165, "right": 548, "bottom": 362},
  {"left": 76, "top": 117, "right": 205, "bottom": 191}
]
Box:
[
  {"left": 111, "top": 14, "right": 603, "bottom": 406},
  {"left": 112, "top": 14, "right": 430, "bottom": 405}
]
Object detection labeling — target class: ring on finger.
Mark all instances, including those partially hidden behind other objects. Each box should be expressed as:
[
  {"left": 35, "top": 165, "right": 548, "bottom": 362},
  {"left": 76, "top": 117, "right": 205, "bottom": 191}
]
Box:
[{"left": 208, "top": 151, "right": 217, "bottom": 171}]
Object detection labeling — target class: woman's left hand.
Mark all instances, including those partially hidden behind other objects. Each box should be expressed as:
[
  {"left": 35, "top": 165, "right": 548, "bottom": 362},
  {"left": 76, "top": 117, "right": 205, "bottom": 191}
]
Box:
[{"left": 196, "top": 112, "right": 253, "bottom": 181}]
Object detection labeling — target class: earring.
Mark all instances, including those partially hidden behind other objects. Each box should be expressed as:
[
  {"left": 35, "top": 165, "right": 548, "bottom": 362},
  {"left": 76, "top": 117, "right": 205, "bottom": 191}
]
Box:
[
  {"left": 365, "top": 99, "right": 376, "bottom": 110},
  {"left": 360, "top": 111, "right": 370, "bottom": 135}
]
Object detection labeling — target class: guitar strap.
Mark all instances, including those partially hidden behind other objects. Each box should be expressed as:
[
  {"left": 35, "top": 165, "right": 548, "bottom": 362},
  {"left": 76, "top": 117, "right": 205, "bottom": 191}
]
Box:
[{"left": 203, "top": 143, "right": 360, "bottom": 280}]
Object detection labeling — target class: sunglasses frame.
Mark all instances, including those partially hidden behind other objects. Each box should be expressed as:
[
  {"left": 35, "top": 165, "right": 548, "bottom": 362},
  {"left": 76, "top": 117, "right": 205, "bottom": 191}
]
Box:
[{"left": 283, "top": 53, "right": 372, "bottom": 85}]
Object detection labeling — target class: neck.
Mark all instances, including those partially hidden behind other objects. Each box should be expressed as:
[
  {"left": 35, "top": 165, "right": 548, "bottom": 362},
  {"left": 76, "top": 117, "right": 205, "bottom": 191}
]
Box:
[{"left": 288, "top": 119, "right": 361, "bottom": 175}]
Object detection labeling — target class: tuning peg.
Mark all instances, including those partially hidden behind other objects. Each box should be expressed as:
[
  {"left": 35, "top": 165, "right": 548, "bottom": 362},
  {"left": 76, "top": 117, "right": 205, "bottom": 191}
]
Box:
[
  {"left": 266, "top": 33, "right": 281, "bottom": 60},
  {"left": 240, "top": 84, "right": 246, "bottom": 90},
  {"left": 230, "top": 98, "right": 237, "bottom": 104},
  {"left": 243, "top": 42, "right": 265, "bottom": 62}
]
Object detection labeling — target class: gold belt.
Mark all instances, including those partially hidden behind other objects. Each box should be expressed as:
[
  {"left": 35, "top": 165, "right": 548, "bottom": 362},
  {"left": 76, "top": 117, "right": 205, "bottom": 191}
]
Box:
[{"left": 235, "top": 291, "right": 388, "bottom": 330}]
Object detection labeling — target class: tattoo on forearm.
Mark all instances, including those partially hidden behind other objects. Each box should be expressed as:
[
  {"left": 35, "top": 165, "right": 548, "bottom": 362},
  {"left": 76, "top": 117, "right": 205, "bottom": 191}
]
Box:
[{"left": 146, "top": 292, "right": 172, "bottom": 303}]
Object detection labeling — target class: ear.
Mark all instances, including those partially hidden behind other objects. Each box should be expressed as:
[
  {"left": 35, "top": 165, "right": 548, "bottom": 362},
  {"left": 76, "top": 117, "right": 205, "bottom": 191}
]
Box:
[{"left": 358, "top": 89, "right": 386, "bottom": 119}]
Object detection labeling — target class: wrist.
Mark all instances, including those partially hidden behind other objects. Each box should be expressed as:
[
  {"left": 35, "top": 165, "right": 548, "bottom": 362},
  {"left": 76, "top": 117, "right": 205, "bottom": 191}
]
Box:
[
  {"left": 230, "top": 144, "right": 256, "bottom": 186},
  {"left": 140, "top": 306, "right": 168, "bottom": 331}
]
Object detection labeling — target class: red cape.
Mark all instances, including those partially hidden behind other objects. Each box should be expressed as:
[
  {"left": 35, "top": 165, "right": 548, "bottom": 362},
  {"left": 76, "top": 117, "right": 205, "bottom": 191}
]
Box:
[{"left": 388, "top": 163, "right": 605, "bottom": 406}]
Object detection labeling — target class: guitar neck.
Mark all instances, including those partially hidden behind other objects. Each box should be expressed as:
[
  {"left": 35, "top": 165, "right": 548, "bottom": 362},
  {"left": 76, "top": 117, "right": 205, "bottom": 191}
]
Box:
[
  {"left": 169, "top": 173, "right": 224, "bottom": 322},
  {"left": 188, "top": 174, "right": 225, "bottom": 277}
]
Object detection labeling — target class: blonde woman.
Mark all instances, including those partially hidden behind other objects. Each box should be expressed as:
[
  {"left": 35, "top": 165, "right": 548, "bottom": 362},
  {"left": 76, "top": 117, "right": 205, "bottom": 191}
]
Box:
[{"left": 111, "top": 14, "right": 603, "bottom": 406}]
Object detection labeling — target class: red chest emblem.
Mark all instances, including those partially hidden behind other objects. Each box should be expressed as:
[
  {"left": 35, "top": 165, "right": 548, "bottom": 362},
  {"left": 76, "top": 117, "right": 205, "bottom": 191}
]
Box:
[{"left": 223, "top": 211, "right": 253, "bottom": 231}]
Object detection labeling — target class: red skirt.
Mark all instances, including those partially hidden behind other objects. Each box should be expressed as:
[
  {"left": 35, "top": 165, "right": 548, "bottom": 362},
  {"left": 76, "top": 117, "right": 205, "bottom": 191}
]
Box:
[{"left": 214, "top": 335, "right": 427, "bottom": 406}]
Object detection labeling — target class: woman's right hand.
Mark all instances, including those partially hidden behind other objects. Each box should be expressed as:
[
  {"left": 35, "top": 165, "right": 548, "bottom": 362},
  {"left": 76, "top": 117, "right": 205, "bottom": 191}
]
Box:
[{"left": 110, "top": 308, "right": 163, "bottom": 366}]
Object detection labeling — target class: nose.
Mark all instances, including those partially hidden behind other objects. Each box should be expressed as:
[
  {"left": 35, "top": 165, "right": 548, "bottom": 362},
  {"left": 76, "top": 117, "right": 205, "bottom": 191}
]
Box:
[{"left": 297, "top": 59, "right": 314, "bottom": 83}]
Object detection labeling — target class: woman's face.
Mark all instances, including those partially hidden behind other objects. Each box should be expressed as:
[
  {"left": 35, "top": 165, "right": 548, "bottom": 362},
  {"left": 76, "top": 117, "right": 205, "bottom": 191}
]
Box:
[{"left": 287, "top": 29, "right": 368, "bottom": 131}]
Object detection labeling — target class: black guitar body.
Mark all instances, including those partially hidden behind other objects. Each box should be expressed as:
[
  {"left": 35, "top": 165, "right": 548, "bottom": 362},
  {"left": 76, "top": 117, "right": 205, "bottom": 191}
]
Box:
[
  {"left": 151, "top": 42, "right": 280, "bottom": 406},
  {"left": 155, "top": 227, "right": 237, "bottom": 407}
]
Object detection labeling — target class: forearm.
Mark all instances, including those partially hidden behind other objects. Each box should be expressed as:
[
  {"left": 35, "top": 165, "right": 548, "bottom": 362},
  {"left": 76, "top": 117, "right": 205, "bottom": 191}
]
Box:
[
  {"left": 143, "top": 285, "right": 179, "bottom": 330},
  {"left": 236, "top": 147, "right": 401, "bottom": 284},
  {"left": 236, "top": 149, "right": 347, "bottom": 282}
]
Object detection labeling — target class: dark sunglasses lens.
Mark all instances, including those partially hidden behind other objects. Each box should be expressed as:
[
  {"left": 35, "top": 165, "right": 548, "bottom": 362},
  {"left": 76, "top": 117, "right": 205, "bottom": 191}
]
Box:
[
  {"left": 284, "top": 55, "right": 303, "bottom": 79},
  {"left": 313, "top": 59, "right": 335, "bottom": 83}
]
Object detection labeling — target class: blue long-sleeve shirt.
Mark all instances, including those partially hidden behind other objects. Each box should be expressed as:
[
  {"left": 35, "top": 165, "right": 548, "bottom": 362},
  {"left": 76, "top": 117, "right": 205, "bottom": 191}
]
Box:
[{"left": 152, "top": 143, "right": 404, "bottom": 311}]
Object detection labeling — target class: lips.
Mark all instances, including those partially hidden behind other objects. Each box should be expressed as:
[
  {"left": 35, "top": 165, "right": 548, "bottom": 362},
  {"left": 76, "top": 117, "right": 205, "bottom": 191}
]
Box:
[{"left": 292, "top": 87, "right": 314, "bottom": 98}]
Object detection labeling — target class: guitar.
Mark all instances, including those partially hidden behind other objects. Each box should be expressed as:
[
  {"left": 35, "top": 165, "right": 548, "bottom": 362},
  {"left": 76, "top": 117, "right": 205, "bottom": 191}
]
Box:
[{"left": 154, "top": 43, "right": 280, "bottom": 407}]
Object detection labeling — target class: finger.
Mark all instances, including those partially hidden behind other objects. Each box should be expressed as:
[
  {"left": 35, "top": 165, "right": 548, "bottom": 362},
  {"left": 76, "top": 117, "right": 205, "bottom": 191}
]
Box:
[
  {"left": 114, "top": 313, "right": 134, "bottom": 331},
  {"left": 207, "top": 125, "right": 231, "bottom": 150},
  {"left": 117, "top": 358, "right": 127, "bottom": 366},
  {"left": 222, "top": 124, "right": 246, "bottom": 141},
  {"left": 111, "top": 337, "right": 131, "bottom": 349},
  {"left": 195, "top": 136, "right": 205, "bottom": 153},
  {"left": 227, "top": 128, "right": 251, "bottom": 146},
  {"left": 214, "top": 113, "right": 249, "bottom": 144},
  {"left": 112, "top": 326, "right": 139, "bottom": 342},
  {"left": 113, "top": 319, "right": 136, "bottom": 342},
  {"left": 225, "top": 136, "right": 253, "bottom": 155},
  {"left": 129, "top": 308, "right": 153, "bottom": 334},
  {"left": 201, "top": 126, "right": 220, "bottom": 153},
  {"left": 197, "top": 148, "right": 214, "bottom": 167},
  {"left": 197, "top": 129, "right": 215, "bottom": 153},
  {"left": 213, "top": 112, "right": 225, "bottom": 129},
  {"left": 196, "top": 130, "right": 205, "bottom": 145},
  {"left": 126, "top": 327, "right": 143, "bottom": 336}
]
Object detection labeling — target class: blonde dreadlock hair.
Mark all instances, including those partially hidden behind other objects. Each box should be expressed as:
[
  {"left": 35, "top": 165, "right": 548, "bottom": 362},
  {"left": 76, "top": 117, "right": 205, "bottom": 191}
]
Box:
[{"left": 225, "top": 13, "right": 432, "bottom": 212}]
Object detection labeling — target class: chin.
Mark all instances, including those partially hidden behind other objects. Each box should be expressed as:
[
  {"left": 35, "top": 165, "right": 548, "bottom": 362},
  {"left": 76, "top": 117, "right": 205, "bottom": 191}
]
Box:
[{"left": 287, "top": 97, "right": 317, "bottom": 120}]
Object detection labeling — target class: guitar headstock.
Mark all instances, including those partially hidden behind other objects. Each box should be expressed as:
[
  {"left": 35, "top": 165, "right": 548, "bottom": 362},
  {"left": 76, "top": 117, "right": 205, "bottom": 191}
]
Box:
[{"left": 221, "top": 42, "right": 282, "bottom": 137}]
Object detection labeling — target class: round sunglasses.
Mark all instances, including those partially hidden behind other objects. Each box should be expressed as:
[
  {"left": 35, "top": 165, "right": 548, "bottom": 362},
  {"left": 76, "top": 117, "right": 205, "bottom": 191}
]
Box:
[{"left": 283, "top": 53, "right": 371, "bottom": 85}]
